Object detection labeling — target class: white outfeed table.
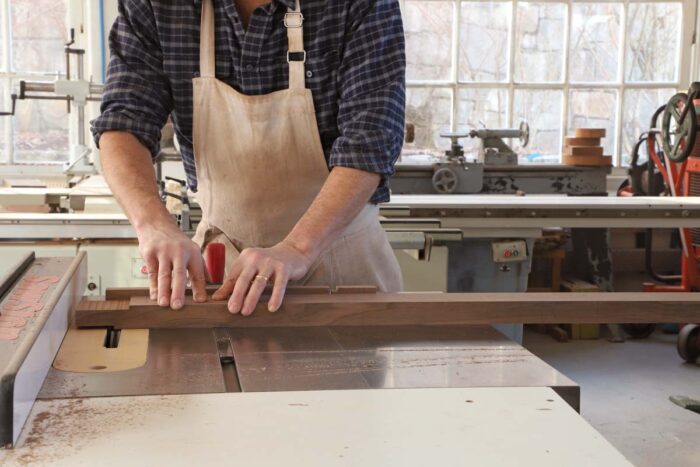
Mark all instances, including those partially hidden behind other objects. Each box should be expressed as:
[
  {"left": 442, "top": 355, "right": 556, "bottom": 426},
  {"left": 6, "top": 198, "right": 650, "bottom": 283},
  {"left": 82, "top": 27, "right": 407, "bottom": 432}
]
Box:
[{"left": 0, "top": 387, "right": 631, "bottom": 467}]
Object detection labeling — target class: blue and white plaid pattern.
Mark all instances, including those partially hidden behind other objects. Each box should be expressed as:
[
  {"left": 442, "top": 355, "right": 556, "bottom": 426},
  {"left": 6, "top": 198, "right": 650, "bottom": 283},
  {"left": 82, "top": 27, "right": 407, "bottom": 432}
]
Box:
[{"left": 91, "top": 0, "right": 406, "bottom": 203}]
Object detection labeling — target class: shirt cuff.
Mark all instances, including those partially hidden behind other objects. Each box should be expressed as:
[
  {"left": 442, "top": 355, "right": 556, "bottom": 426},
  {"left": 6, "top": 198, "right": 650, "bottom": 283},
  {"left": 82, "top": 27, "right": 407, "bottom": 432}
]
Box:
[{"left": 91, "top": 112, "right": 163, "bottom": 159}]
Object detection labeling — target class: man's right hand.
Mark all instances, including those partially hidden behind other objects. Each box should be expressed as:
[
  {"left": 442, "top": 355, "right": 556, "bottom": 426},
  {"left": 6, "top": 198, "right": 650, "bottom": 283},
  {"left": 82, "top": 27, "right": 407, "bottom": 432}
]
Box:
[
  {"left": 137, "top": 223, "right": 208, "bottom": 310},
  {"left": 98, "top": 131, "right": 208, "bottom": 310}
]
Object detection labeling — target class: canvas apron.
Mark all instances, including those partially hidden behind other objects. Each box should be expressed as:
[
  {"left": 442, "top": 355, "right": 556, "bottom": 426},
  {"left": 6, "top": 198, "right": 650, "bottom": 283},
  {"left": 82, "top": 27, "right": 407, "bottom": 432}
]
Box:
[{"left": 191, "top": 0, "right": 402, "bottom": 291}]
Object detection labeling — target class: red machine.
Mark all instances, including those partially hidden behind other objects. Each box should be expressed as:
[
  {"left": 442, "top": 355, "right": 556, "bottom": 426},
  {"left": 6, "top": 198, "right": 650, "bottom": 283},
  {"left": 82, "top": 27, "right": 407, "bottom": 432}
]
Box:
[{"left": 625, "top": 83, "right": 700, "bottom": 362}]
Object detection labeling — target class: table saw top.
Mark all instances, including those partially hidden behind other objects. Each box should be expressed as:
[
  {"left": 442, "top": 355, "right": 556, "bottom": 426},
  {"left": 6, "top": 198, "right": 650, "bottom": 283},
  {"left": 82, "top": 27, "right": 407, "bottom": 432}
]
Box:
[{"left": 38, "top": 325, "right": 580, "bottom": 410}]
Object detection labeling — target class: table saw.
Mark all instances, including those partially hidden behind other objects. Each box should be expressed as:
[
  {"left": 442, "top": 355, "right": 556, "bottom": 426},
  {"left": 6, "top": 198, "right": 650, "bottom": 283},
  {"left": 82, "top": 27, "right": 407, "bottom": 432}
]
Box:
[{"left": 3, "top": 252, "right": 699, "bottom": 464}]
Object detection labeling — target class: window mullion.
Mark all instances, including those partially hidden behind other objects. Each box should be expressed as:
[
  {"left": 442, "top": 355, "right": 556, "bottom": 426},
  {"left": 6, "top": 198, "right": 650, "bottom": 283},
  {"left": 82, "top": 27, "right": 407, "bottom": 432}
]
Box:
[
  {"left": 507, "top": 0, "right": 517, "bottom": 128},
  {"left": 561, "top": 1, "right": 572, "bottom": 161},
  {"left": 679, "top": 0, "right": 695, "bottom": 88},
  {"left": 615, "top": 0, "right": 629, "bottom": 167},
  {"left": 451, "top": 0, "right": 460, "bottom": 133},
  {"left": 0, "top": 0, "right": 11, "bottom": 164}
]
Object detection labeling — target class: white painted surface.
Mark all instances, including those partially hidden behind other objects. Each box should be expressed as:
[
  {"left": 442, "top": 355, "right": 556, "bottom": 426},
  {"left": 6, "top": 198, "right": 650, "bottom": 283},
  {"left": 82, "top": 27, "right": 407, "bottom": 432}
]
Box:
[{"left": 0, "top": 387, "right": 631, "bottom": 467}]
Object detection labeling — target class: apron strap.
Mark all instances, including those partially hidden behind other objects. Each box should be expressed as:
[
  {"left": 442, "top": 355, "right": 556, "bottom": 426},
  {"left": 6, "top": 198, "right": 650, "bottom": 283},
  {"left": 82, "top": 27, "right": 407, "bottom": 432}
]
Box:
[
  {"left": 285, "top": 0, "right": 306, "bottom": 90},
  {"left": 199, "top": 0, "right": 216, "bottom": 78}
]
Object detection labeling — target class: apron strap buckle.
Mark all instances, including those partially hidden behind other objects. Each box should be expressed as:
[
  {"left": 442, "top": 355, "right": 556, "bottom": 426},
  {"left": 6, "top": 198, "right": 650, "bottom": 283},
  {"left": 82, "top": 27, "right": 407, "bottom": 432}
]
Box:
[
  {"left": 287, "top": 51, "right": 307, "bottom": 63},
  {"left": 284, "top": 12, "right": 304, "bottom": 28}
]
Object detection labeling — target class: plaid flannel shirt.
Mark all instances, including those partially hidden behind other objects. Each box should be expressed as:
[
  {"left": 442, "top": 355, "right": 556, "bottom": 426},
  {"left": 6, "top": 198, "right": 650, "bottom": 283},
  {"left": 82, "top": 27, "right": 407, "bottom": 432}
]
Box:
[{"left": 91, "top": 0, "right": 406, "bottom": 203}]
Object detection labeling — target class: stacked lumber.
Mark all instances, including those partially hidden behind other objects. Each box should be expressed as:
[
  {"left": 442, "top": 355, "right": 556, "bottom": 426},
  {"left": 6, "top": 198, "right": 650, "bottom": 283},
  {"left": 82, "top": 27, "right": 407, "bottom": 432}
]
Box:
[{"left": 562, "top": 128, "right": 612, "bottom": 167}]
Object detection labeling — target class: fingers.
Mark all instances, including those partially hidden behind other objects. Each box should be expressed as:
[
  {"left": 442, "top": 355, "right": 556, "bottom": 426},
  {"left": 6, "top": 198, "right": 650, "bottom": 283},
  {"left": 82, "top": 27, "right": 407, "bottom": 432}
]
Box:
[
  {"left": 241, "top": 267, "right": 274, "bottom": 316},
  {"left": 212, "top": 260, "right": 242, "bottom": 301},
  {"left": 188, "top": 250, "right": 208, "bottom": 303},
  {"left": 213, "top": 248, "right": 296, "bottom": 316},
  {"left": 145, "top": 256, "right": 159, "bottom": 301},
  {"left": 157, "top": 256, "right": 172, "bottom": 307},
  {"left": 170, "top": 256, "right": 187, "bottom": 310},
  {"left": 268, "top": 267, "right": 290, "bottom": 313},
  {"left": 228, "top": 267, "right": 257, "bottom": 314}
]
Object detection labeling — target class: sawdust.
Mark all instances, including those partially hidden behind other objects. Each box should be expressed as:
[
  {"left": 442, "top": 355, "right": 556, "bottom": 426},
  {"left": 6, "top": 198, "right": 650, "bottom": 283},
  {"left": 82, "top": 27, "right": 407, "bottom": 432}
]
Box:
[{"left": 2, "top": 396, "right": 190, "bottom": 466}]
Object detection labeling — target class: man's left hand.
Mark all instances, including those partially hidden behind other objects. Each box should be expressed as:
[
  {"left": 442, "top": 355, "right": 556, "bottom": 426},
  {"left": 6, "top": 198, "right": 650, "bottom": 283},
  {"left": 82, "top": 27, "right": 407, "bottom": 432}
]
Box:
[{"left": 211, "top": 241, "right": 313, "bottom": 315}]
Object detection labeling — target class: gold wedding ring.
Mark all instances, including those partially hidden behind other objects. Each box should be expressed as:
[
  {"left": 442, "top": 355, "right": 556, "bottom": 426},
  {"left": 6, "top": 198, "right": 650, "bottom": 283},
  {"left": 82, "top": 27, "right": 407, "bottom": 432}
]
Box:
[{"left": 254, "top": 274, "right": 270, "bottom": 283}]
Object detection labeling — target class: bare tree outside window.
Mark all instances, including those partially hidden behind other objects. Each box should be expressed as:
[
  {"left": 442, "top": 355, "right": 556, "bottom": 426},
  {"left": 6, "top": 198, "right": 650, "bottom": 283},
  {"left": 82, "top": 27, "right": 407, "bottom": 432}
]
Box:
[{"left": 1, "top": 0, "right": 69, "bottom": 164}]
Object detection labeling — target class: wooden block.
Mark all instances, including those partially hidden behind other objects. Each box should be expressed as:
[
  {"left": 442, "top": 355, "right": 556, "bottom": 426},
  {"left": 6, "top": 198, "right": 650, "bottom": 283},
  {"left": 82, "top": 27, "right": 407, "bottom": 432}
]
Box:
[
  {"left": 563, "top": 146, "right": 604, "bottom": 157},
  {"left": 562, "top": 155, "right": 612, "bottom": 167},
  {"left": 560, "top": 278, "right": 600, "bottom": 340},
  {"left": 564, "top": 137, "right": 600, "bottom": 147},
  {"left": 574, "top": 128, "right": 606, "bottom": 138},
  {"left": 575, "top": 324, "right": 599, "bottom": 339},
  {"left": 73, "top": 292, "right": 700, "bottom": 329}
]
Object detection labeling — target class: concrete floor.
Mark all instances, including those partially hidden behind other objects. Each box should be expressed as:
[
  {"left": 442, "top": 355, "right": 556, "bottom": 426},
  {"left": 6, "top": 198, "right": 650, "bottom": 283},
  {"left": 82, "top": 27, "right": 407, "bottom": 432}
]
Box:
[{"left": 524, "top": 328, "right": 699, "bottom": 467}]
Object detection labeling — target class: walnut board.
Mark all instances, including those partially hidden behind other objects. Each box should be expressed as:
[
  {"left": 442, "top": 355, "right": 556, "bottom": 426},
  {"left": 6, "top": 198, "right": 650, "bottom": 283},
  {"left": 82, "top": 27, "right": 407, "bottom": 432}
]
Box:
[
  {"left": 104, "top": 285, "right": 336, "bottom": 300},
  {"left": 575, "top": 128, "right": 606, "bottom": 138},
  {"left": 74, "top": 292, "right": 700, "bottom": 329},
  {"left": 562, "top": 155, "right": 612, "bottom": 167}
]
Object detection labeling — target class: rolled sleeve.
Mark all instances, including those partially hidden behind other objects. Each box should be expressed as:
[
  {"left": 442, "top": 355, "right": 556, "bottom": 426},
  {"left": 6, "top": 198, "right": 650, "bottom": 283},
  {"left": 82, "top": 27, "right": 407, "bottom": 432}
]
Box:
[
  {"left": 328, "top": 0, "right": 406, "bottom": 203},
  {"left": 90, "top": 0, "right": 173, "bottom": 158}
]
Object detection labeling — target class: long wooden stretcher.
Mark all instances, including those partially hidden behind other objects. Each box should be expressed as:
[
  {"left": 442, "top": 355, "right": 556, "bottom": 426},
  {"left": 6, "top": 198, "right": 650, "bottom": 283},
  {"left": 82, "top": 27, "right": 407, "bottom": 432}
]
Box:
[{"left": 74, "top": 288, "right": 700, "bottom": 329}]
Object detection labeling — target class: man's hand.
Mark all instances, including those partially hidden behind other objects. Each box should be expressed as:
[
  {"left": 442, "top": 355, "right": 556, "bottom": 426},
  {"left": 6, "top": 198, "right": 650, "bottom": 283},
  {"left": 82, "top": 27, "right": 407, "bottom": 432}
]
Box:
[
  {"left": 212, "top": 241, "right": 312, "bottom": 315},
  {"left": 99, "top": 132, "right": 208, "bottom": 311},
  {"left": 138, "top": 223, "right": 208, "bottom": 310}
]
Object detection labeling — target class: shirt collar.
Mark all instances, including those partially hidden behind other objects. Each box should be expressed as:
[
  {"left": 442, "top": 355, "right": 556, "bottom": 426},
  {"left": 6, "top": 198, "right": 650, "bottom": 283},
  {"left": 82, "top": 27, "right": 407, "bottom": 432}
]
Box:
[{"left": 193, "top": 0, "right": 297, "bottom": 14}]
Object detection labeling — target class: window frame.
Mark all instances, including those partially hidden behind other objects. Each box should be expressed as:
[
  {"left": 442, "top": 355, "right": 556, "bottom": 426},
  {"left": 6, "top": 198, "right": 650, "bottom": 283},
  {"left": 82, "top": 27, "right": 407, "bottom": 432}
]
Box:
[{"left": 401, "top": 0, "right": 698, "bottom": 167}]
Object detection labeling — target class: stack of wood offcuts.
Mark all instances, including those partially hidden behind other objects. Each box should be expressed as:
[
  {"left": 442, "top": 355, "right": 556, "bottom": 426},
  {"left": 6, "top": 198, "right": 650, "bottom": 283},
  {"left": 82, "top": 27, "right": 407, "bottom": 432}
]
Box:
[{"left": 562, "top": 128, "right": 612, "bottom": 167}]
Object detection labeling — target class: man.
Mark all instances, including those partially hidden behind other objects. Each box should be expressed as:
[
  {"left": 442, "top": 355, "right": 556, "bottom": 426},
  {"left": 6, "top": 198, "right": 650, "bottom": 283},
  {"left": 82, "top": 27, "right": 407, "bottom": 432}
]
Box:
[{"left": 91, "top": 0, "right": 406, "bottom": 315}]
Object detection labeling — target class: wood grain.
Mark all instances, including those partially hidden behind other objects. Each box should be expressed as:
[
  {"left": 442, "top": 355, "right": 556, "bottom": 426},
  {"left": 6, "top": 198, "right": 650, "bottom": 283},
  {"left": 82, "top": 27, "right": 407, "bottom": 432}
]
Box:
[
  {"left": 563, "top": 146, "right": 604, "bottom": 157},
  {"left": 74, "top": 292, "right": 700, "bottom": 329},
  {"left": 564, "top": 137, "right": 600, "bottom": 147},
  {"left": 105, "top": 285, "right": 333, "bottom": 300},
  {"left": 574, "top": 128, "right": 606, "bottom": 138},
  {"left": 562, "top": 155, "right": 612, "bottom": 167}
]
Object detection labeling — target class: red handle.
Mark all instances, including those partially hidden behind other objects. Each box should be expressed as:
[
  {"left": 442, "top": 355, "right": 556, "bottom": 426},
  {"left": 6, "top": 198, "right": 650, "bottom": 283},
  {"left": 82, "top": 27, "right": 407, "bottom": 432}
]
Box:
[{"left": 206, "top": 243, "right": 226, "bottom": 284}]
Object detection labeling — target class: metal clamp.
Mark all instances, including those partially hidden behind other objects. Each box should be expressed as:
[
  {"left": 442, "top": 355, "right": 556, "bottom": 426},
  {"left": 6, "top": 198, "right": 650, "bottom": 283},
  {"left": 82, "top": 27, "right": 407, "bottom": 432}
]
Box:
[
  {"left": 0, "top": 94, "right": 17, "bottom": 117},
  {"left": 287, "top": 50, "right": 307, "bottom": 63},
  {"left": 284, "top": 12, "right": 304, "bottom": 28}
]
